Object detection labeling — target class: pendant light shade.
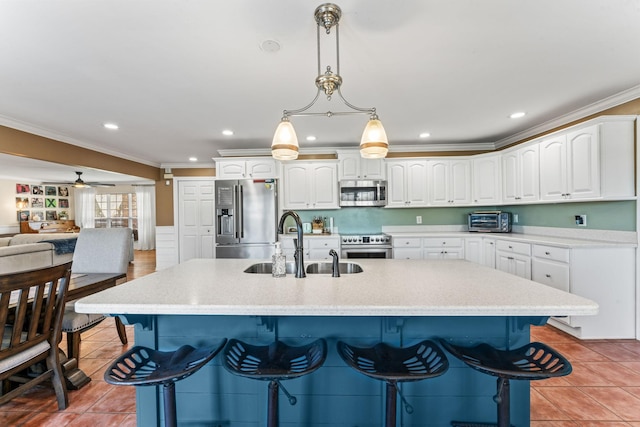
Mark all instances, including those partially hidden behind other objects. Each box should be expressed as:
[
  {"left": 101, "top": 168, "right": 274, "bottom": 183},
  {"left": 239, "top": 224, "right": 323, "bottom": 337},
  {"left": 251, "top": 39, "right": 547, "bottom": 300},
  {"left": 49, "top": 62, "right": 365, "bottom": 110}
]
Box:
[
  {"left": 271, "top": 119, "right": 299, "bottom": 160},
  {"left": 359, "top": 118, "right": 388, "bottom": 159}
]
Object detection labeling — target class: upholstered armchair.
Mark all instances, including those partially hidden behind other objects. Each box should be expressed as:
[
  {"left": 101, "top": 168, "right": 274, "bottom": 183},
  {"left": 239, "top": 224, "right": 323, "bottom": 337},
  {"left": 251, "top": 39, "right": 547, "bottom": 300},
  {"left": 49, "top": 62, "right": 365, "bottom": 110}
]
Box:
[{"left": 61, "top": 228, "right": 132, "bottom": 360}]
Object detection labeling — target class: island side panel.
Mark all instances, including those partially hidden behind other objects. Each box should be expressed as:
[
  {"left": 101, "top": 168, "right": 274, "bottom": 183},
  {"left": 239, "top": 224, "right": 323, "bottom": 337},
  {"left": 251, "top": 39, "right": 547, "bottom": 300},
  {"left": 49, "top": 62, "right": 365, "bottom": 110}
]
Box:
[{"left": 130, "top": 314, "right": 537, "bottom": 426}]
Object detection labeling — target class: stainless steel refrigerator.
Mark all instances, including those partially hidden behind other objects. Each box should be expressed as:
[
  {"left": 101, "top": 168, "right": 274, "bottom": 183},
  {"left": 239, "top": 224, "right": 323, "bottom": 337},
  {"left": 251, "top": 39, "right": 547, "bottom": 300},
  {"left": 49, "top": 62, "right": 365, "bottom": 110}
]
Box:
[{"left": 215, "top": 179, "right": 278, "bottom": 259}]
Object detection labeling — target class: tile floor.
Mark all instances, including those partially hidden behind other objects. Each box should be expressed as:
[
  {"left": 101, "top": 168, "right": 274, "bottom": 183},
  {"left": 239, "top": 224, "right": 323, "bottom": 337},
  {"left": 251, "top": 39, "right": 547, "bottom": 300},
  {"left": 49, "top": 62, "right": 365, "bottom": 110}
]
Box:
[{"left": 1, "top": 251, "right": 639, "bottom": 426}]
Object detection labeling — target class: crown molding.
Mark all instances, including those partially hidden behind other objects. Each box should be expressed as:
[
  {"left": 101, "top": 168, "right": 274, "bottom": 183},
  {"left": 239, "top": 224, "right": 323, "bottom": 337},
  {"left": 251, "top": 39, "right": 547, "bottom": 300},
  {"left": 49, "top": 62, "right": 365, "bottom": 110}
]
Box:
[
  {"left": 160, "top": 162, "right": 216, "bottom": 169},
  {"left": 0, "top": 114, "right": 159, "bottom": 168},
  {"left": 494, "top": 84, "right": 640, "bottom": 148}
]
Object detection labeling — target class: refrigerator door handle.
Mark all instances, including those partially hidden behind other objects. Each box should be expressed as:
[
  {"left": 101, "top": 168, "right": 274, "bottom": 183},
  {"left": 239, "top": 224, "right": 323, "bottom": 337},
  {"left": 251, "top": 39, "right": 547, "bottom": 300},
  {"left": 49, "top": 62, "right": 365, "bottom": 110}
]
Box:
[{"left": 238, "top": 184, "right": 244, "bottom": 239}]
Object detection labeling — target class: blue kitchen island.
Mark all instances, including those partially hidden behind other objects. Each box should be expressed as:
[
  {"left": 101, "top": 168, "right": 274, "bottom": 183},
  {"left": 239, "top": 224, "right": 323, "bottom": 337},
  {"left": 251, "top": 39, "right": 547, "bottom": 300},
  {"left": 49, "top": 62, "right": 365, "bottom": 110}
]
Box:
[{"left": 76, "top": 258, "right": 597, "bottom": 426}]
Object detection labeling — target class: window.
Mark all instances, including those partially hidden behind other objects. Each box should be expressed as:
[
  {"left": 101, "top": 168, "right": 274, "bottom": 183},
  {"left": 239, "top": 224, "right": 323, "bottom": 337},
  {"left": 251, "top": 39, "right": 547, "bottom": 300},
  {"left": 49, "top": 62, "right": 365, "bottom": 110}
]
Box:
[{"left": 95, "top": 193, "right": 138, "bottom": 230}]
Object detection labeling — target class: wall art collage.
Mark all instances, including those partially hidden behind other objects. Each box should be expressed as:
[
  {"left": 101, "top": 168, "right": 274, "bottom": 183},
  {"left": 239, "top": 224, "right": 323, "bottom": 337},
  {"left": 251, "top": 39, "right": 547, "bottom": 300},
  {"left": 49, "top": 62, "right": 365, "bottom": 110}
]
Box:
[{"left": 15, "top": 184, "right": 71, "bottom": 222}]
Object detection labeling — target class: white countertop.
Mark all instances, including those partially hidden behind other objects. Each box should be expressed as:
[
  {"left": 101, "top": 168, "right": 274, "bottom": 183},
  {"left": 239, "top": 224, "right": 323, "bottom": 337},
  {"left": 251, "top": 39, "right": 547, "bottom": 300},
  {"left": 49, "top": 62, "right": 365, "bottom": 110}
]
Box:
[{"left": 76, "top": 258, "right": 598, "bottom": 317}]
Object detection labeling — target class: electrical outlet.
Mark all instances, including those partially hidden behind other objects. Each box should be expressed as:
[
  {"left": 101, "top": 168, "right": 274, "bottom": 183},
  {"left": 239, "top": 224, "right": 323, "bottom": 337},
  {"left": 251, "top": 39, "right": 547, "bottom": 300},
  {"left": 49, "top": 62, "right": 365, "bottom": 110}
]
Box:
[
  {"left": 416, "top": 215, "right": 422, "bottom": 224},
  {"left": 575, "top": 214, "right": 587, "bottom": 227},
  {"left": 513, "top": 214, "right": 519, "bottom": 223}
]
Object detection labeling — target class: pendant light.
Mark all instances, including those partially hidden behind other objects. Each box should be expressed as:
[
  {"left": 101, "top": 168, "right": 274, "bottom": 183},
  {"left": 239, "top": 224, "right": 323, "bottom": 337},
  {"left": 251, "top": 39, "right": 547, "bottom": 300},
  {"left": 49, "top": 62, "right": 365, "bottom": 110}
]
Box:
[{"left": 271, "top": 3, "right": 388, "bottom": 160}]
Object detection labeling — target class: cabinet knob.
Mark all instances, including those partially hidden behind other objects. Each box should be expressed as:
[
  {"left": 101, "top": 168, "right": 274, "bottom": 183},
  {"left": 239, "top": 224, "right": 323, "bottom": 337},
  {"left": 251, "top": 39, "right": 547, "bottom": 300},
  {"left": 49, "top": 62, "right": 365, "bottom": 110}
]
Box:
[
  {"left": 508, "top": 245, "right": 513, "bottom": 249},
  {"left": 508, "top": 256, "right": 514, "bottom": 260},
  {"left": 545, "top": 274, "right": 551, "bottom": 278},
  {"left": 545, "top": 251, "right": 551, "bottom": 255}
]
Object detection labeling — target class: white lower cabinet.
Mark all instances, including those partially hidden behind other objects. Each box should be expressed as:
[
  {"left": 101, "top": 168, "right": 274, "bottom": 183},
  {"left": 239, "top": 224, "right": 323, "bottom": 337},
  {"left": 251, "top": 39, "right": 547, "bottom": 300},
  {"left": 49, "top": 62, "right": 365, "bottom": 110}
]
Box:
[
  {"left": 279, "top": 235, "right": 340, "bottom": 262},
  {"left": 495, "top": 240, "right": 531, "bottom": 279},
  {"left": 533, "top": 244, "right": 636, "bottom": 339},
  {"left": 392, "top": 237, "right": 422, "bottom": 259},
  {"left": 423, "top": 237, "right": 464, "bottom": 259}
]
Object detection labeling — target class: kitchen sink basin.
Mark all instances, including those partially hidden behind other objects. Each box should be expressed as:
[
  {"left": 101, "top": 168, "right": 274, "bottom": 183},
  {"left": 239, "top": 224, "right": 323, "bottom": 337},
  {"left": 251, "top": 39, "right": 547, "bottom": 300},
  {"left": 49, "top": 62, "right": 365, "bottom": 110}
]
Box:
[
  {"left": 305, "top": 262, "right": 363, "bottom": 274},
  {"left": 244, "top": 262, "right": 297, "bottom": 274}
]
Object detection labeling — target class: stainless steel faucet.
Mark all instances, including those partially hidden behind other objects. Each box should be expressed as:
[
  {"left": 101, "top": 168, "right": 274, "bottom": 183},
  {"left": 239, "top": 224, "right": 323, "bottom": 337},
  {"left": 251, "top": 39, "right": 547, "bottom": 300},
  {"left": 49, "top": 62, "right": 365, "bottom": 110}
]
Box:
[
  {"left": 329, "top": 249, "right": 340, "bottom": 277},
  {"left": 277, "top": 211, "right": 306, "bottom": 278}
]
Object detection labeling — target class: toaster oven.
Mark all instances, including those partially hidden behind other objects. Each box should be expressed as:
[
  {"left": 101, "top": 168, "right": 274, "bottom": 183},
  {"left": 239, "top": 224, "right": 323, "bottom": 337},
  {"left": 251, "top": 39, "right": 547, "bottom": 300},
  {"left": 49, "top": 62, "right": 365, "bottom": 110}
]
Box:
[{"left": 468, "top": 211, "right": 512, "bottom": 233}]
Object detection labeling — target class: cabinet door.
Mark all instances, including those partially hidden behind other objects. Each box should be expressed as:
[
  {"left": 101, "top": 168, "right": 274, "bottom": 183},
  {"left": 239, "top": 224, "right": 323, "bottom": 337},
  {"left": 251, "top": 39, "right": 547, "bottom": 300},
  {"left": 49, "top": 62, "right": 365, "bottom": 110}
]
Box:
[
  {"left": 339, "top": 154, "right": 360, "bottom": 180},
  {"left": 450, "top": 159, "right": 471, "bottom": 204},
  {"left": 393, "top": 248, "right": 423, "bottom": 259},
  {"left": 386, "top": 162, "right": 408, "bottom": 207},
  {"left": 566, "top": 125, "right": 600, "bottom": 199},
  {"left": 428, "top": 160, "right": 449, "bottom": 205},
  {"left": 502, "top": 151, "right": 519, "bottom": 202},
  {"left": 246, "top": 159, "right": 277, "bottom": 179},
  {"left": 216, "top": 161, "right": 246, "bottom": 179},
  {"left": 310, "top": 163, "right": 338, "bottom": 209},
  {"left": 532, "top": 258, "right": 570, "bottom": 292},
  {"left": 282, "top": 164, "right": 310, "bottom": 209},
  {"left": 473, "top": 155, "right": 502, "bottom": 204},
  {"left": 465, "top": 238, "right": 482, "bottom": 264},
  {"left": 495, "top": 252, "right": 512, "bottom": 274},
  {"left": 482, "top": 238, "right": 496, "bottom": 268},
  {"left": 360, "top": 158, "right": 385, "bottom": 179},
  {"left": 512, "top": 254, "right": 531, "bottom": 279},
  {"left": 405, "top": 161, "right": 428, "bottom": 206},
  {"left": 519, "top": 145, "right": 540, "bottom": 202},
  {"left": 539, "top": 135, "right": 567, "bottom": 201}
]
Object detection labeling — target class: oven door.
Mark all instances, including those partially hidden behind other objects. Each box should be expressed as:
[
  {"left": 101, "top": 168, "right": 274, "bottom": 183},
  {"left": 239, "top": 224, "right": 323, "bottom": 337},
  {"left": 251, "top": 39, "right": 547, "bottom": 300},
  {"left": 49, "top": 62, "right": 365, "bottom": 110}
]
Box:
[{"left": 341, "top": 246, "right": 392, "bottom": 259}]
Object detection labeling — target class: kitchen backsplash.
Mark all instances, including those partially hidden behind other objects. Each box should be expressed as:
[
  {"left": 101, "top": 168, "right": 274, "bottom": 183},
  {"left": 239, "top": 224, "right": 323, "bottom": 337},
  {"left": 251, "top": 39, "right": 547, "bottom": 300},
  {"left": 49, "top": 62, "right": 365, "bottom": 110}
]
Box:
[{"left": 291, "top": 200, "right": 636, "bottom": 234}]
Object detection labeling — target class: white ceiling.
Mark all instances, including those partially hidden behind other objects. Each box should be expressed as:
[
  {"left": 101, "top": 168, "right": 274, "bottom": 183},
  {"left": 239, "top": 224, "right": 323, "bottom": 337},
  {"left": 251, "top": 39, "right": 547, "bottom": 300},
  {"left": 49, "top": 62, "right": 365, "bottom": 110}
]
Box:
[{"left": 1, "top": 0, "right": 639, "bottom": 178}]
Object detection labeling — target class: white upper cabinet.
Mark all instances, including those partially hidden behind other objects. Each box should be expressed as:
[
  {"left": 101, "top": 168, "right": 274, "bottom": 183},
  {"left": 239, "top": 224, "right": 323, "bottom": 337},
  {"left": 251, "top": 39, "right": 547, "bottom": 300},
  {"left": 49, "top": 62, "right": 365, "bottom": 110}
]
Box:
[
  {"left": 427, "top": 158, "right": 472, "bottom": 205},
  {"left": 337, "top": 151, "right": 385, "bottom": 180},
  {"left": 472, "top": 154, "right": 502, "bottom": 205},
  {"left": 385, "top": 160, "right": 428, "bottom": 207},
  {"left": 215, "top": 158, "right": 278, "bottom": 179},
  {"left": 539, "top": 125, "right": 600, "bottom": 201},
  {"left": 282, "top": 162, "right": 339, "bottom": 210},
  {"left": 502, "top": 143, "right": 539, "bottom": 204}
]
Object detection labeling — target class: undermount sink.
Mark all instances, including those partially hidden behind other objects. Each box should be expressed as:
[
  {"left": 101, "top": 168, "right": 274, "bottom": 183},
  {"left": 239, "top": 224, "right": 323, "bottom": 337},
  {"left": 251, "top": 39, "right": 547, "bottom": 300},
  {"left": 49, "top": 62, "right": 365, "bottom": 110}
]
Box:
[
  {"left": 305, "top": 262, "right": 363, "bottom": 274},
  {"left": 243, "top": 262, "right": 297, "bottom": 274}
]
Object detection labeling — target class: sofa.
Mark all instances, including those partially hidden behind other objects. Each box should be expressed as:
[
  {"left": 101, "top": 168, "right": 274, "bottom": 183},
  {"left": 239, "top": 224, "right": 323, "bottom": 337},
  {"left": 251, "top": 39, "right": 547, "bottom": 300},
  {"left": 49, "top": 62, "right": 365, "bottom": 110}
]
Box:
[{"left": 0, "top": 233, "right": 78, "bottom": 274}]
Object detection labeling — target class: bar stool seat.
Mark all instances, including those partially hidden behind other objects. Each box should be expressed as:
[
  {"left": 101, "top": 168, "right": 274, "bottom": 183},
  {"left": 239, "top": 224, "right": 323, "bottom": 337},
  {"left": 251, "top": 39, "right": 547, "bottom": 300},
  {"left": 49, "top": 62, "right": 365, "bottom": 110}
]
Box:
[
  {"left": 104, "top": 340, "right": 227, "bottom": 427},
  {"left": 223, "top": 338, "right": 327, "bottom": 427},
  {"left": 337, "top": 340, "right": 449, "bottom": 427},
  {"left": 440, "top": 340, "right": 572, "bottom": 427}
]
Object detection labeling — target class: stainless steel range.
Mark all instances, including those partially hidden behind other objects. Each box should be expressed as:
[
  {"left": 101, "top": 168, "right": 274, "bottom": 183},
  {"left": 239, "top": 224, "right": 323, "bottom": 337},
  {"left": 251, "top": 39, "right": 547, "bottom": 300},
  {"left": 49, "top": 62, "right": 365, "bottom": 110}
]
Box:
[{"left": 340, "top": 234, "right": 392, "bottom": 259}]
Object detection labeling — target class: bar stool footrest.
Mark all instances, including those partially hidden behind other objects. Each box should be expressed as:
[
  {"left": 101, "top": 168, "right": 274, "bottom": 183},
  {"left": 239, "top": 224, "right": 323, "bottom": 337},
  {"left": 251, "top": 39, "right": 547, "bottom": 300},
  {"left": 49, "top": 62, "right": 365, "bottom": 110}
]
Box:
[{"left": 452, "top": 422, "right": 513, "bottom": 427}]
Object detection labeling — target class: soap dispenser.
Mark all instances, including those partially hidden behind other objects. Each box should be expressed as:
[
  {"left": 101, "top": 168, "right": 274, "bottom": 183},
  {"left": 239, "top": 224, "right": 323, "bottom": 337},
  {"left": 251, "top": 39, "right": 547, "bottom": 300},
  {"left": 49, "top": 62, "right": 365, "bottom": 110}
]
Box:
[{"left": 272, "top": 242, "right": 286, "bottom": 277}]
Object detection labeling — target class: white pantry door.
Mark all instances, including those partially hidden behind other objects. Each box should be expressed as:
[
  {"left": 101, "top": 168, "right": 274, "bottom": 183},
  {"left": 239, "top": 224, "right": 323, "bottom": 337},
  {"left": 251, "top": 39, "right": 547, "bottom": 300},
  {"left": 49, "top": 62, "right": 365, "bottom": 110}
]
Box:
[{"left": 178, "top": 180, "right": 215, "bottom": 263}]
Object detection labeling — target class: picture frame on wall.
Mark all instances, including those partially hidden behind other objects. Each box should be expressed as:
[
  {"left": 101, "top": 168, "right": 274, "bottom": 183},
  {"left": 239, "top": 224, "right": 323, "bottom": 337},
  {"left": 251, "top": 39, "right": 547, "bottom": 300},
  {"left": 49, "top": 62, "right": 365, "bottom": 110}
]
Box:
[
  {"left": 45, "top": 186, "right": 57, "bottom": 196},
  {"left": 58, "top": 186, "right": 69, "bottom": 197},
  {"left": 31, "top": 185, "right": 43, "bottom": 195},
  {"left": 31, "top": 211, "right": 44, "bottom": 221},
  {"left": 16, "top": 197, "right": 29, "bottom": 209},
  {"left": 59, "top": 198, "right": 69, "bottom": 208},
  {"left": 31, "top": 197, "right": 43, "bottom": 208},
  {"left": 45, "top": 210, "right": 57, "bottom": 221},
  {"left": 18, "top": 210, "right": 30, "bottom": 222},
  {"left": 16, "top": 183, "right": 30, "bottom": 194},
  {"left": 45, "top": 198, "right": 56, "bottom": 208}
]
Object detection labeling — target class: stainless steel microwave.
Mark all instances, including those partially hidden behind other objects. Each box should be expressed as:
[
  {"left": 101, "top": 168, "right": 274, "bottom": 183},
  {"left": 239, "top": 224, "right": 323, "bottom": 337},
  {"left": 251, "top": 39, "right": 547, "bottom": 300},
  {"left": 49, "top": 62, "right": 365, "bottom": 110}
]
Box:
[
  {"left": 339, "top": 180, "right": 387, "bottom": 207},
  {"left": 468, "top": 211, "right": 512, "bottom": 232}
]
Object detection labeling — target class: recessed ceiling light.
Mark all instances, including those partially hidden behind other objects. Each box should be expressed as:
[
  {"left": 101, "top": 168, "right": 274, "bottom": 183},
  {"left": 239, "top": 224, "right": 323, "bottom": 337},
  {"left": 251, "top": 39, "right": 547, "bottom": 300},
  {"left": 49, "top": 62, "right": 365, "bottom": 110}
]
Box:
[
  {"left": 189, "top": 157, "right": 198, "bottom": 162},
  {"left": 510, "top": 112, "right": 526, "bottom": 119},
  {"left": 222, "top": 130, "right": 234, "bottom": 136},
  {"left": 260, "top": 40, "right": 281, "bottom": 53},
  {"left": 419, "top": 132, "right": 431, "bottom": 138},
  {"left": 306, "top": 136, "right": 317, "bottom": 141},
  {"left": 103, "top": 123, "right": 119, "bottom": 130}
]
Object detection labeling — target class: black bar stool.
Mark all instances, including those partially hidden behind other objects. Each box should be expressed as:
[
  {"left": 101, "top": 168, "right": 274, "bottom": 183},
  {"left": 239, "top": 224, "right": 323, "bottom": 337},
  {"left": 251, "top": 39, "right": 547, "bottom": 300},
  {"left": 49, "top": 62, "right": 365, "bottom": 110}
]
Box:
[
  {"left": 104, "top": 340, "right": 227, "bottom": 427},
  {"left": 223, "top": 338, "right": 327, "bottom": 427},
  {"left": 337, "top": 340, "right": 449, "bottom": 427},
  {"left": 440, "top": 340, "right": 572, "bottom": 427}
]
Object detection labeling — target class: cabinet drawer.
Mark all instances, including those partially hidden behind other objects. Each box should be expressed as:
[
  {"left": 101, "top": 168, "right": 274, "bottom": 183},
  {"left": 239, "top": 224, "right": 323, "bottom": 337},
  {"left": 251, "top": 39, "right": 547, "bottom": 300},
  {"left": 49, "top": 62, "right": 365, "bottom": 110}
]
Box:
[
  {"left": 533, "top": 244, "right": 569, "bottom": 263},
  {"left": 495, "top": 240, "right": 531, "bottom": 256},
  {"left": 393, "top": 248, "right": 422, "bottom": 259},
  {"left": 422, "top": 237, "right": 463, "bottom": 248},
  {"left": 393, "top": 237, "right": 422, "bottom": 248},
  {"left": 308, "top": 238, "right": 340, "bottom": 250},
  {"left": 532, "top": 258, "right": 570, "bottom": 292}
]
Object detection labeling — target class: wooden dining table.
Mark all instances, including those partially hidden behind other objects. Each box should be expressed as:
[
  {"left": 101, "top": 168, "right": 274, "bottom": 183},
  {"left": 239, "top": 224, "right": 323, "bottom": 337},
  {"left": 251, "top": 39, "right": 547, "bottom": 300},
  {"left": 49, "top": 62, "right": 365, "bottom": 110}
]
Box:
[{"left": 61, "top": 272, "right": 127, "bottom": 390}]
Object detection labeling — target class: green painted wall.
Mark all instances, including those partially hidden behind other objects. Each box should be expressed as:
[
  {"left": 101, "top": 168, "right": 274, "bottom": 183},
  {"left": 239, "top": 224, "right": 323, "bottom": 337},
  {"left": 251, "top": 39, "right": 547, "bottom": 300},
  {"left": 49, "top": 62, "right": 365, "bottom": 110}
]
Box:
[{"left": 286, "top": 200, "right": 636, "bottom": 234}]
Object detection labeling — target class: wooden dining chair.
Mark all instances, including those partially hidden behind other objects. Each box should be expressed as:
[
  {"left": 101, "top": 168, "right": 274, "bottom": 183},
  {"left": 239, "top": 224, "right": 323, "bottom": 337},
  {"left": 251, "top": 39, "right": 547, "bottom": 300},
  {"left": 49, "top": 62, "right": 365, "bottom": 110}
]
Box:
[
  {"left": 62, "top": 228, "right": 132, "bottom": 361},
  {"left": 0, "top": 262, "right": 72, "bottom": 409}
]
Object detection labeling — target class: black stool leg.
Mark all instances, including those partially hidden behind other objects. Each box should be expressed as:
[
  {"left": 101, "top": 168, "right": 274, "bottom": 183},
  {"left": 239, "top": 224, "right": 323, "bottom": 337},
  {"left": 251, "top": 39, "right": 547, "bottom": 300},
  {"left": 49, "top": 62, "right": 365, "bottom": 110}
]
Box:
[
  {"left": 268, "top": 380, "right": 279, "bottom": 427},
  {"left": 495, "top": 378, "right": 510, "bottom": 427},
  {"left": 385, "top": 382, "right": 397, "bottom": 427},
  {"left": 163, "top": 382, "right": 177, "bottom": 427}
]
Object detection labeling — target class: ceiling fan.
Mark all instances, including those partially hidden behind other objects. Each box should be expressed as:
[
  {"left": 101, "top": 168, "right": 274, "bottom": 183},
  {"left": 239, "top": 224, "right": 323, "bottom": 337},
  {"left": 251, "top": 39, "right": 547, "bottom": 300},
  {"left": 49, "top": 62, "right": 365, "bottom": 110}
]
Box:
[{"left": 43, "top": 171, "right": 116, "bottom": 188}]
